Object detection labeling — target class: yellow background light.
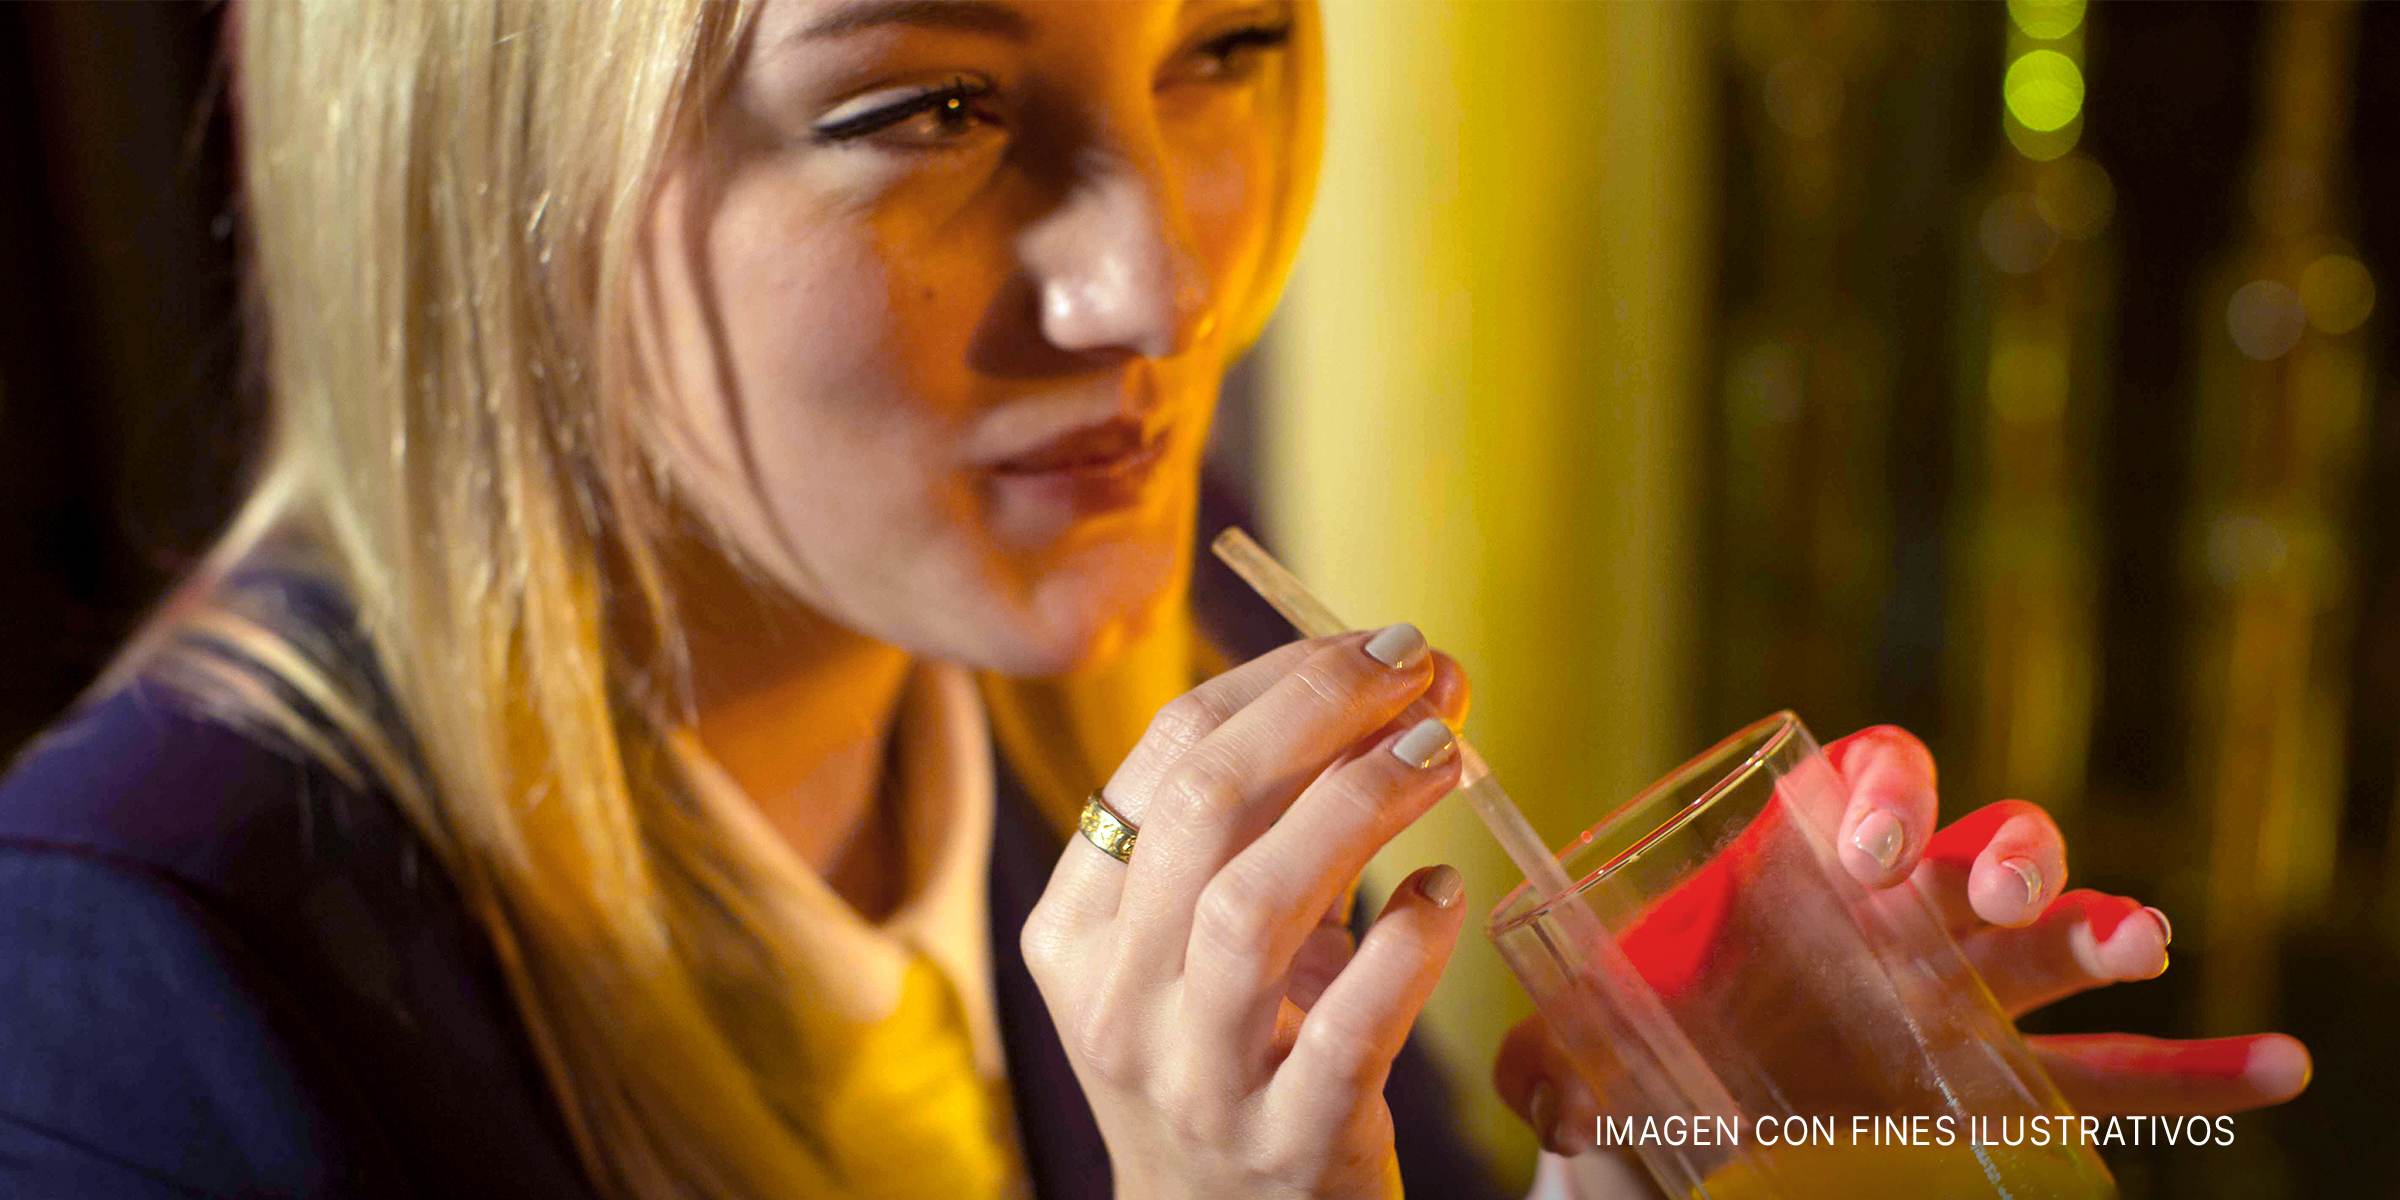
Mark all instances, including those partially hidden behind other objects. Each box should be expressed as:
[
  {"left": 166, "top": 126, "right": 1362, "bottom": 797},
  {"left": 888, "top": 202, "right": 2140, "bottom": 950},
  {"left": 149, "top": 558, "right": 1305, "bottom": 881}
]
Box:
[
  {"left": 2007, "top": 0, "right": 2087, "bottom": 41},
  {"left": 2298, "top": 254, "right": 2376, "bottom": 334},
  {"left": 1273, "top": 2, "right": 1708, "bottom": 1177},
  {"left": 2005, "top": 50, "right": 2085, "bottom": 133}
]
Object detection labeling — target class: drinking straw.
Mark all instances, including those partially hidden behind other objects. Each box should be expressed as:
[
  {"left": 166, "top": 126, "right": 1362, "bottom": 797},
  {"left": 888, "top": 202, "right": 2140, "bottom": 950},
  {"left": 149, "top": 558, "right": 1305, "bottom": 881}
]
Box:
[
  {"left": 1209, "top": 527, "right": 1745, "bottom": 1134},
  {"left": 1210, "top": 528, "right": 1578, "bottom": 901}
]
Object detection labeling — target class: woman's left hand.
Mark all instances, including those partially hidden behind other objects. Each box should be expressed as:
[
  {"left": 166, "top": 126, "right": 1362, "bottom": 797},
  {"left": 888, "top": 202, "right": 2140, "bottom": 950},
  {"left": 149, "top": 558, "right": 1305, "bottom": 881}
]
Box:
[{"left": 1492, "top": 724, "right": 2315, "bottom": 1159}]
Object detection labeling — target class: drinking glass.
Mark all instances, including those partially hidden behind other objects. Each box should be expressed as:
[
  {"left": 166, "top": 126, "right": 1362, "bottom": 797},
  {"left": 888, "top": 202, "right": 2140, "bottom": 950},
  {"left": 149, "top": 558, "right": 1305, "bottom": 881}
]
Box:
[{"left": 1489, "top": 712, "right": 2117, "bottom": 1199}]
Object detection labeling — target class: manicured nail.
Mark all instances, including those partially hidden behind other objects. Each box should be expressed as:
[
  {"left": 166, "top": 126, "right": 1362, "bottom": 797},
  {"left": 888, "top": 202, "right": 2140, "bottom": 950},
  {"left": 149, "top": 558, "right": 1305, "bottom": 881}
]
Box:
[
  {"left": 1417, "top": 864, "right": 1464, "bottom": 909},
  {"left": 1391, "top": 716, "right": 1457, "bottom": 769},
  {"left": 1527, "top": 1078, "right": 1560, "bottom": 1150},
  {"left": 1363, "top": 622, "right": 1428, "bottom": 670},
  {"left": 2144, "top": 905, "right": 2173, "bottom": 946},
  {"left": 1852, "top": 810, "right": 1903, "bottom": 871},
  {"left": 2003, "top": 857, "right": 2043, "bottom": 907}
]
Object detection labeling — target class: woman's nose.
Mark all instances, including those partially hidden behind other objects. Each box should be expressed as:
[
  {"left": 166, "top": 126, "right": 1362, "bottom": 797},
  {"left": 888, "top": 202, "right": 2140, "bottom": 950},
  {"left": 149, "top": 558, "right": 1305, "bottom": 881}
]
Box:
[{"left": 1024, "top": 169, "right": 1215, "bottom": 361}]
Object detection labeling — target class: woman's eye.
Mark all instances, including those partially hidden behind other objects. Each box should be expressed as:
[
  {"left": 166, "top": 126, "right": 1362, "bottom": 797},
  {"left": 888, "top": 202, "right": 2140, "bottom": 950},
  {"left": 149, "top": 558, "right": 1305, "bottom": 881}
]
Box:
[
  {"left": 811, "top": 78, "right": 996, "bottom": 149},
  {"left": 1181, "top": 21, "right": 1293, "bottom": 84}
]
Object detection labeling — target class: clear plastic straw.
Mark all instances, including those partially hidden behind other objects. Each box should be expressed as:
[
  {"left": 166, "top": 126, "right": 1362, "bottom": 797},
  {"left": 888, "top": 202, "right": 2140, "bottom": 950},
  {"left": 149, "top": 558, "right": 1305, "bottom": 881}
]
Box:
[
  {"left": 1208, "top": 527, "right": 1744, "bottom": 1126},
  {"left": 1210, "top": 528, "right": 1576, "bottom": 901}
]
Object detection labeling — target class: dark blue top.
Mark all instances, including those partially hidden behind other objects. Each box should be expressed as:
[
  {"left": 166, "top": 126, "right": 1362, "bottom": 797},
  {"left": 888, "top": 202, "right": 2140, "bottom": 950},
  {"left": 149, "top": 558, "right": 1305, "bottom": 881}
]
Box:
[{"left": 0, "top": 608, "right": 1507, "bottom": 1198}]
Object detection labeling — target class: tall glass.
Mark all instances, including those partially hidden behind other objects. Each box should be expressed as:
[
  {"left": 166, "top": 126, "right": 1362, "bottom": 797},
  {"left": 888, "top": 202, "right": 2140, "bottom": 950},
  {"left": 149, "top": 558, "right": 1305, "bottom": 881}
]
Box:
[{"left": 1489, "top": 713, "right": 2116, "bottom": 1199}]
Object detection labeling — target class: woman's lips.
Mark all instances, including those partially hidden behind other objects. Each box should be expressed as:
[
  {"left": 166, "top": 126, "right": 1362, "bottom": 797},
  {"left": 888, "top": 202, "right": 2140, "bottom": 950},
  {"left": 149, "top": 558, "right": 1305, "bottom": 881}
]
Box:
[
  {"left": 990, "top": 415, "right": 1150, "bottom": 473},
  {"left": 985, "top": 416, "right": 1169, "bottom": 522}
]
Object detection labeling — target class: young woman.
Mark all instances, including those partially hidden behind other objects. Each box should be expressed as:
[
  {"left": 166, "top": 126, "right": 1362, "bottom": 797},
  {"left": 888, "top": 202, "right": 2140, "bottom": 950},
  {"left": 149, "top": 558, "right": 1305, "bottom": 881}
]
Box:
[{"left": 0, "top": 3, "right": 2307, "bottom": 1198}]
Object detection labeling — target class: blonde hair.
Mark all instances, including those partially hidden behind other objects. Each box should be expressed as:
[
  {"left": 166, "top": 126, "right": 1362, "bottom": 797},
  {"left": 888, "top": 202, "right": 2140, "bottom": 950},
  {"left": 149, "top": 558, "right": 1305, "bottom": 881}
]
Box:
[{"left": 102, "top": 3, "right": 1324, "bottom": 1197}]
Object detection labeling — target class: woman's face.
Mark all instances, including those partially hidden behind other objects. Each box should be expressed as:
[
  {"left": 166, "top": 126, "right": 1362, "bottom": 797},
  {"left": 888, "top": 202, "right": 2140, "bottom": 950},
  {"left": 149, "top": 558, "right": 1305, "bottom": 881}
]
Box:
[{"left": 636, "top": 0, "right": 1300, "bottom": 677}]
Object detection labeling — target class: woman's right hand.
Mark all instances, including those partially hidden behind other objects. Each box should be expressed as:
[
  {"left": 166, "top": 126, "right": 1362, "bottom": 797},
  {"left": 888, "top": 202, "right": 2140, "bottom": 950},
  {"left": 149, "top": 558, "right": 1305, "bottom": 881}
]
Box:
[{"left": 1021, "top": 626, "right": 1472, "bottom": 1200}]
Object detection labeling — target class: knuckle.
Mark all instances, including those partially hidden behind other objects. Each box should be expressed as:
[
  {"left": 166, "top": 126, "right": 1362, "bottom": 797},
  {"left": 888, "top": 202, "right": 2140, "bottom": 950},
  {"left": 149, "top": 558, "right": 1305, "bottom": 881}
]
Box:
[
  {"left": 1019, "top": 906, "right": 1067, "bottom": 985},
  {"left": 1192, "top": 865, "right": 1276, "bottom": 961},
  {"left": 1289, "top": 653, "right": 1371, "bottom": 716},
  {"left": 1156, "top": 1068, "right": 1231, "bottom": 1144},
  {"left": 1368, "top": 920, "right": 1439, "bottom": 976},
  {"left": 1158, "top": 747, "right": 1244, "bottom": 819},
  {"left": 1070, "top": 1001, "right": 1146, "bottom": 1088},
  {"left": 1253, "top": 1128, "right": 1317, "bottom": 1178},
  {"left": 1317, "top": 759, "right": 1436, "bottom": 850},
  {"left": 1294, "top": 1008, "right": 1376, "bottom": 1074},
  {"left": 1148, "top": 691, "right": 1234, "bottom": 755},
  {"left": 1325, "top": 767, "right": 1409, "bottom": 834}
]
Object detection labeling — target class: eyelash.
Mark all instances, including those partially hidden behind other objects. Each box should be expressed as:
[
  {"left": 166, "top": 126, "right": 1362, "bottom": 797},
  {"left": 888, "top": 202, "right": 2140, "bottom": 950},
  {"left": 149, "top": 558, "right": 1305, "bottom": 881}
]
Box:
[
  {"left": 1192, "top": 20, "right": 1294, "bottom": 74},
  {"left": 807, "top": 19, "right": 1294, "bottom": 148},
  {"left": 812, "top": 76, "right": 992, "bottom": 144}
]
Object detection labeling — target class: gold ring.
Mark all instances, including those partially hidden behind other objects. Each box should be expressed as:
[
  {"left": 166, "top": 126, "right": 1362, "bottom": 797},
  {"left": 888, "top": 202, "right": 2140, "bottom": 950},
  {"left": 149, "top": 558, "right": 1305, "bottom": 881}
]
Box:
[{"left": 1078, "top": 790, "right": 1139, "bottom": 864}]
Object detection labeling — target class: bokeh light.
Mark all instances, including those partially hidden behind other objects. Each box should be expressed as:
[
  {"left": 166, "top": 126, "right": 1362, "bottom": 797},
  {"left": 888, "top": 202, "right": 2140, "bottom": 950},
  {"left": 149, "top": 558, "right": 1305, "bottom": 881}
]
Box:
[
  {"left": 2004, "top": 116, "right": 2081, "bottom": 162},
  {"left": 2032, "top": 155, "right": 2116, "bottom": 240},
  {"left": 1988, "top": 337, "right": 2070, "bottom": 425},
  {"left": 2005, "top": 50, "right": 2085, "bottom": 133},
  {"left": 2226, "top": 279, "right": 2310, "bottom": 360},
  {"left": 2297, "top": 254, "right": 2376, "bottom": 334},
  {"left": 2007, "top": 0, "right": 2088, "bottom": 41}
]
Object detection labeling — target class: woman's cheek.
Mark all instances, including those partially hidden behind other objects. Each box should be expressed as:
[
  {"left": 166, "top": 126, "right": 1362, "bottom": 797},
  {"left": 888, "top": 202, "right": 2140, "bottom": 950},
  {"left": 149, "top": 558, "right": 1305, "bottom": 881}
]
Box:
[{"left": 1170, "top": 113, "right": 1276, "bottom": 311}]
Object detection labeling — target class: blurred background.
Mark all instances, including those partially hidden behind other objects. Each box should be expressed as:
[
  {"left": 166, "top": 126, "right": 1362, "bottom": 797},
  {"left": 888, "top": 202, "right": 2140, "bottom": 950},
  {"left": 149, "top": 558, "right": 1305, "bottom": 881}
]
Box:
[{"left": 4, "top": 2, "right": 2395, "bottom": 1197}]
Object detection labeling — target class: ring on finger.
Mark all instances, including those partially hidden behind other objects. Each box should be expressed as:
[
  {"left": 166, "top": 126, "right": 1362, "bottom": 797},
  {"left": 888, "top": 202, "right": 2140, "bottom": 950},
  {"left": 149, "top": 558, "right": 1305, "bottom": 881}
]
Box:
[{"left": 1078, "top": 789, "right": 1141, "bottom": 864}]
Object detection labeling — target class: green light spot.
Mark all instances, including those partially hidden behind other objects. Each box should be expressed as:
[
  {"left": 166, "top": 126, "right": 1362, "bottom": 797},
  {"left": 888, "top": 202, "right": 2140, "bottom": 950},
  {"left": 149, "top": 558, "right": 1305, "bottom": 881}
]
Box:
[
  {"left": 2005, "top": 50, "right": 2084, "bottom": 133},
  {"left": 2008, "top": 0, "right": 2086, "bottom": 40}
]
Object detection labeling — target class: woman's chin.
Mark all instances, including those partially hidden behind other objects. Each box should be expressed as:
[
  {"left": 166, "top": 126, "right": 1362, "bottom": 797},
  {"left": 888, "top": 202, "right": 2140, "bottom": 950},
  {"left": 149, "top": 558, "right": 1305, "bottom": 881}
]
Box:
[
  {"left": 983, "top": 636, "right": 1105, "bottom": 680},
  {"left": 985, "top": 606, "right": 1148, "bottom": 678},
  {"left": 979, "top": 564, "right": 1180, "bottom": 678},
  {"left": 945, "top": 620, "right": 1097, "bottom": 679}
]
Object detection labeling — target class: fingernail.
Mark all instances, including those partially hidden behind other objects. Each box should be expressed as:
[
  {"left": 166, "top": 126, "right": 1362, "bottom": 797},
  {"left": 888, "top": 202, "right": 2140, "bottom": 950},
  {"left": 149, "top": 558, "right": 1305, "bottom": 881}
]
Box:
[
  {"left": 1363, "top": 622, "right": 1428, "bottom": 670},
  {"left": 1391, "top": 716, "right": 1457, "bottom": 769},
  {"left": 1852, "top": 809, "right": 1903, "bottom": 871},
  {"left": 1527, "top": 1077, "right": 1560, "bottom": 1149},
  {"left": 1417, "top": 864, "right": 1464, "bottom": 909},
  {"left": 2003, "top": 856, "right": 2043, "bottom": 907},
  {"left": 2144, "top": 905, "right": 2173, "bottom": 946},
  {"left": 2247, "top": 1034, "right": 2313, "bottom": 1098}
]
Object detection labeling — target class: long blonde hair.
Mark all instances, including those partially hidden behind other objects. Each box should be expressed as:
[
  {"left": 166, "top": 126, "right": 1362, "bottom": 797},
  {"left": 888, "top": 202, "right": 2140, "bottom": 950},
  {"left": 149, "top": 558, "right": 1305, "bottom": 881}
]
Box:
[{"left": 105, "top": 3, "right": 1322, "bottom": 1197}]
